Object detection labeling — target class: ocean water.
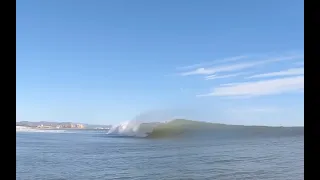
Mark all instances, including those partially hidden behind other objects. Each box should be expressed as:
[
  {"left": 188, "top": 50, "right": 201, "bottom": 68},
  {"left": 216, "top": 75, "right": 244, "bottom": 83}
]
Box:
[{"left": 16, "top": 129, "right": 304, "bottom": 180}]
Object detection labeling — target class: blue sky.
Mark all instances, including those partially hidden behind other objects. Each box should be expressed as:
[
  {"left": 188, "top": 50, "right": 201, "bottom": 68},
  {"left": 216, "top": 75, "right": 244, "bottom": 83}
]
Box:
[{"left": 16, "top": 0, "right": 304, "bottom": 126}]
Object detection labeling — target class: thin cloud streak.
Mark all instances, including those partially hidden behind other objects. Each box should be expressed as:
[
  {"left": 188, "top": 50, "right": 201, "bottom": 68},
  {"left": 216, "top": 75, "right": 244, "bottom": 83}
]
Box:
[
  {"left": 205, "top": 73, "right": 244, "bottom": 80},
  {"left": 197, "top": 76, "right": 304, "bottom": 97},
  {"left": 248, "top": 67, "right": 304, "bottom": 79},
  {"left": 180, "top": 55, "right": 301, "bottom": 76},
  {"left": 177, "top": 55, "right": 248, "bottom": 70}
]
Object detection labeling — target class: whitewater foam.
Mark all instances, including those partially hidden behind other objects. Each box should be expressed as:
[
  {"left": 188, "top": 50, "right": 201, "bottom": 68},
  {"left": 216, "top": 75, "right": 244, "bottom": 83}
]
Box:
[{"left": 107, "top": 120, "right": 167, "bottom": 137}]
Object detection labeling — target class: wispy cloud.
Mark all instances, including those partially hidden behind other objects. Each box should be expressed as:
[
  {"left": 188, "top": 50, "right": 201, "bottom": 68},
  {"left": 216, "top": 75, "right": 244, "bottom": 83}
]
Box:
[
  {"left": 173, "top": 51, "right": 304, "bottom": 99},
  {"left": 180, "top": 55, "right": 301, "bottom": 76},
  {"left": 197, "top": 76, "right": 304, "bottom": 97},
  {"left": 205, "top": 73, "right": 245, "bottom": 80},
  {"left": 247, "top": 67, "right": 304, "bottom": 79},
  {"left": 219, "top": 82, "right": 244, "bottom": 87},
  {"left": 177, "top": 55, "right": 248, "bottom": 70}
]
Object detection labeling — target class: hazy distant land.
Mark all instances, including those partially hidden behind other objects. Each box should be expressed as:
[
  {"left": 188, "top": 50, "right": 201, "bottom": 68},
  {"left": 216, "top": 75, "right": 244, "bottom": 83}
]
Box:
[
  {"left": 16, "top": 119, "right": 304, "bottom": 134},
  {"left": 16, "top": 121, "right": 112, "bottom": 130}
]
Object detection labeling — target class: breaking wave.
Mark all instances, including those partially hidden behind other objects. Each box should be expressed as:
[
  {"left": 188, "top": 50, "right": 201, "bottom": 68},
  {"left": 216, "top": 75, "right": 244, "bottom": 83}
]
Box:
[
  {"left": 107, "top": 119, "right": 304, "bottom": 139},
  {"left": 107, "top": 120, "right": 163, "bottom": 138}
]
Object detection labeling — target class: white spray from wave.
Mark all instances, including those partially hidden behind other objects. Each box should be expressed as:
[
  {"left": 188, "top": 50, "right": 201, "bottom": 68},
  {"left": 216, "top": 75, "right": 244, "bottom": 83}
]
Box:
[
  {"left": 107, "top": 110, "right": 186, "bottom": 137},
  {"left": 107, "top": 120, "right": 163, "bottom": 137}
]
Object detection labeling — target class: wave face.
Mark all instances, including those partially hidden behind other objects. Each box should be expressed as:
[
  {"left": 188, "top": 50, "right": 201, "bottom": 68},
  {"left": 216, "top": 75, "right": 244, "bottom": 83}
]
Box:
[{"left": 107, "top": 119, "right": 304, "bottom": 139}]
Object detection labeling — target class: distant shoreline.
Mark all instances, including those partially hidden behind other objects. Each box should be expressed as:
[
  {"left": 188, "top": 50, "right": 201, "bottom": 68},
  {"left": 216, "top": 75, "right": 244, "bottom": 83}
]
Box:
[
  {"left": 16, "top": 121, "right": 111, "bottom": 130},
  {"left": 16, "top": 126, "right": 109, "bottom": 131},
  {"left": 16, "top": 120, "right": 304, "bottom": 129}
]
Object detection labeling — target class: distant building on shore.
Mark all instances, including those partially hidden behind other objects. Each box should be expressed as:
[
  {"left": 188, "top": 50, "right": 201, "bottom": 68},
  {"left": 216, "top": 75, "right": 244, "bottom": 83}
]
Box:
[
  {"left": 36, "top": 124, "right": 52, "bottom": 129},
  {"left": 35, "top": 123, "right": 85, "bottom": 129},
  {"left": 56, "top": 123, "right": 85, "bottom": 129},
  {"left": 16, "top": 121, "right": 107, "bottom": 129}
]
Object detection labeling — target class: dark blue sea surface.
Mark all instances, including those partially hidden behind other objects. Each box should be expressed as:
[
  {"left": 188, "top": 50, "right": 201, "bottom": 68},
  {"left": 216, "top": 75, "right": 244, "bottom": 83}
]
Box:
[{"left": 16, "top": 129, "right": 304, "bottom": 180}]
